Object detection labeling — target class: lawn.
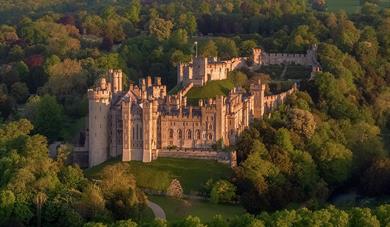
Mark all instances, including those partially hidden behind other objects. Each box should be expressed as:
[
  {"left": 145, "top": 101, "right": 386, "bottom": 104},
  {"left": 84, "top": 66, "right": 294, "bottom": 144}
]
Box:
[
  {"left": 148, "top": 195, "right": 246, "bottom": 222},
  {"left": 326, "top": 0, "right": 390, "bottom": 13},
  {"left": 86, "top": 157, "right": 233, "bottom": 194},
  {"left": 256, "top": 64, "right": 311, "bottom": 81},
  {"left": 326, "top": 0, "right": 361, "bottom": 13},
  {"left": 186, "top": 79, "right": 234, "bottom": 105}
]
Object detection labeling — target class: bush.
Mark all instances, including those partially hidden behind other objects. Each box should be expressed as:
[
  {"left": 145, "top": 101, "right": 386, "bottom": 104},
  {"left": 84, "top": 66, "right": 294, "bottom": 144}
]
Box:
[
  {"left": 210, "top": 180, "right": 236, "bottom": 204},
  {"left": 166, "top": 179, "right": 183, "bottom": 199}
]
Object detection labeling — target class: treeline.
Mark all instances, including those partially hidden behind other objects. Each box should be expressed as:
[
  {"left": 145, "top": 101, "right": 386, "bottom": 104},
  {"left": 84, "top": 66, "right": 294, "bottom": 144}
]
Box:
[{"left": 86, "top": 204, "right": 390, "bottom": 227}]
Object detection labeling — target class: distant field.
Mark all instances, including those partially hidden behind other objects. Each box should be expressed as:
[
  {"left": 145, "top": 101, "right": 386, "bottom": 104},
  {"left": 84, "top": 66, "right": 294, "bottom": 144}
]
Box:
[
  {"left": 326, "top": 0, "right": 390, "bottom": 13},
  {"left": 86, "top": 157, "right": 233, "bottom": 194},
  {"left": 186, "top": 79, "right": 234, "bottom": 104},
  {"left": 149, "top": 195, "right": 245, "bottom": 222}
]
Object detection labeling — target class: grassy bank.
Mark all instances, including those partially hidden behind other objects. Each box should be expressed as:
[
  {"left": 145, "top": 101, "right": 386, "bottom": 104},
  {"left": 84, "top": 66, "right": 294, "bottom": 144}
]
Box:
[{"left": 186, "top": 79, "right": 234, "bottom": 104}]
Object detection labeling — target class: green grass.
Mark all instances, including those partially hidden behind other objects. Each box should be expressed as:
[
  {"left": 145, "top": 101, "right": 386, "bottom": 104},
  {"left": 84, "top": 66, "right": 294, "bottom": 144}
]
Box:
[
  {"left": 139, "top": 207, "right": 155, "bottom": 223},
  {"left": 257, "top": 64, "right": 311, "bottom": 81},
  {"left": 86, "top": 158, "right": 233, "bottom": 194},
  {"left": 256, "top": 65, "right": 285, "bottom": 79},
  {"left": 186, "top": 79, "right": 234, "bottom": 104},
  {"left": 326, "top": 0, "right": 390, "bottom": 13},
  {"left": 326, "top": 0, "right": 361, "bottom": 13},
  {"left": 148, "top": 195, "right": 246, "bottom": 222}
]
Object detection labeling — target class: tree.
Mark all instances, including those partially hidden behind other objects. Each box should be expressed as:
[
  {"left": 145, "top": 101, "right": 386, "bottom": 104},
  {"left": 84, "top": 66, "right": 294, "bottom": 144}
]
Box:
[
  {"left": 34, "top": 192, "right": 47, "bottom": 227},
  {"left": 98, "top": 164, "right": 146, "bottom": 220},
  {"left": 26, "top": 95, "right": 65, "bottom": 141},
  {"left": 198, "top": 40, "right": 218, "bottom": 57},
  {"left": 361, "top": 158, "right": 390, "bottom": 196},
  {"left": 288, "top": 108, "right": 316, "bottom": 139},
  {"left": 210, "top": 180, "right": 236, "bottom": 204},
  {"left": 315, "top": 142, "right": 353, "bottom": 185},
  {"left": 349, "top": 208, "right": 380, "bottom": 227},
  {"left": 125, "top": 0, "right": 141, "bottom": 25},
  {"left": 111, "top": 219, "right": 138, "bottom": 227},
  {"left": 175, "top": 216, "right": 206, "bottom": 227},
  {"left": 148, "top": 18, "right": 174, "bottom": 41},
  {"left": 228, "top": 71, "right": 247, "bottom": 87},
  {"left": 288, "top": 25, "right": 318, "bottom": 52},
  {"left": 77, "top": 184, "right": 106, "bottom": 220},
  {"left": 11, "top": 82, "right": 29, "bottom": 103},
  {"left": 178, "top": 13, "right": 197, "bottom": 36},
  {"left": 240, "top": 40, "right": 257, "bottom": 56},
  {"left": 215, "top": 38, "right": 238, "bottom": 59},
  {"left": 0, "top": 190, "right": 15, "bottom": 223},
  {"left": 312, "top": 0, "right": 327, "bottom": 11}
]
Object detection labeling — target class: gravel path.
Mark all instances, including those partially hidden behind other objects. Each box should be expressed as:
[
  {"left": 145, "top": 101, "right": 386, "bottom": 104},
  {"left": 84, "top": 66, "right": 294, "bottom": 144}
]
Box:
[{"left": 147, "top": 200, "right": 166, "bottom": 220}]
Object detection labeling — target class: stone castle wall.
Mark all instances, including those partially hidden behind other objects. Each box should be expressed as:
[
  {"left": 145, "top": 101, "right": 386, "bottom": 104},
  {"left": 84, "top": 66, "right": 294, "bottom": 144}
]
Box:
[{"left": 86, "top": 48, "right": 308, "bottom": 167}]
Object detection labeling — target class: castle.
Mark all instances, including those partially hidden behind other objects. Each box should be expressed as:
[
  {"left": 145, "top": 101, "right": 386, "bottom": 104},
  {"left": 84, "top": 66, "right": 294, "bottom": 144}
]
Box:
[{"left": 85, "top": 47, "right": 319, "bottom": 167}]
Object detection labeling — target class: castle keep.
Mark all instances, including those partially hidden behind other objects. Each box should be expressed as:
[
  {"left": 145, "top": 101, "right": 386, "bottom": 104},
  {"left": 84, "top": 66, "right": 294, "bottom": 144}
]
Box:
[{"left": 86, "top": 47, "right": 319, "bottom": 167}]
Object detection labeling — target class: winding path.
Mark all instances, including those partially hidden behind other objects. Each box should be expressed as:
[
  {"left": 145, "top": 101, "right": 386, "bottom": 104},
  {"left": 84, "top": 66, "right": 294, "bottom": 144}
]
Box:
[{"left": 147, "top": 200, "right": 166, "bottom": 220}]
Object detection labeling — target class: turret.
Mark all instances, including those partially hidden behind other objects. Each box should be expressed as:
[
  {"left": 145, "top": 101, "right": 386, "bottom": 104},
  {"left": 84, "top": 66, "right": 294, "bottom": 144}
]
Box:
[
  {"left": 146, "top": 76, "right": 152, "bottom": 88},
  {"left": 215, "top": 96, "right": 226, "bottom": 145},
  {"left": 252, "top": 48, "right": 262, "bottom": 65},
  {"left": 88, "top": 77, "right": 112, "bottom": 167},
  {"left": 142, "top": 100, "right": 153, "bottom": 162},
  {"left": 250, "top": 79, "right": 266, "bottom": 118},
  {"left": 110, "top": 69, "right": 123, "bottom": 94}
]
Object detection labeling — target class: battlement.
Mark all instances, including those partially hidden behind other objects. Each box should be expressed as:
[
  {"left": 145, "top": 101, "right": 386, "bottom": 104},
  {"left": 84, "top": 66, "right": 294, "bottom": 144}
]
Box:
[{"left": 88, "top": 89, "right": 111, "bottom": 100}]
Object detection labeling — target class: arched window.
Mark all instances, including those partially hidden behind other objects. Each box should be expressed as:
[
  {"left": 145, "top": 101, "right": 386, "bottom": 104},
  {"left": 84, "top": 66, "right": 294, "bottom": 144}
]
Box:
[
  {"left": 178, "top": 129, "right": 182, "bottom": 139},
  {"left": 209, "top": 124, "right": 213, "bottom": 130},
  {"left": 208, "top": 133, "right": 213, "bottom": 140},
  {"left": 169, "top": 129, "right": 174, "bottom": 139},
  {"left": 196, "top": 130, "right": 201, "bottom": 140},
  {"left": 187, "top": 130, "right": 192, "bottom": 139}
]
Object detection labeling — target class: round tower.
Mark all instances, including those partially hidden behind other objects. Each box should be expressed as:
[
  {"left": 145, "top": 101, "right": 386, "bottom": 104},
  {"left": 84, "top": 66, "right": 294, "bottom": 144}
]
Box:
[{"left": 88, "top": 78, "right": 112, "bottom": 167}]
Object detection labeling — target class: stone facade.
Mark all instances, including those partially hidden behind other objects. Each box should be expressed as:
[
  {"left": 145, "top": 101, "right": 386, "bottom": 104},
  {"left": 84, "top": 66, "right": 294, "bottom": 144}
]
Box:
[
  {"left": 87, "top": 74, "right": 297, "bottom": 167},
  {"left": 86, "top": 47, "right": 320, "bottom": 167}
]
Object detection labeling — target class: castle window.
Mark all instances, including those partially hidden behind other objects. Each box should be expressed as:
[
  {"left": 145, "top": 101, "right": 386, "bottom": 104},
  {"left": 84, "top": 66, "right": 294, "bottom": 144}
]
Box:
[
  {"left": 187, "top": 130, "right": 192, "bottom": 139},
  {"left": 196, "top": 130, "right": 201, "bottom": 140},
  {"left": 169, "top": 129, "right": 174, "bottom": 139},
  {"left": 136, "top": 125, "right": 139, "bottom": 140},
  {"left": 209, "top": 124, "right": 213, "bottom": 130},
  {"left": 132, "top": 127, "right": 135, "bottom": 140},
  {"left": 178, "top": 129, "right": 182, "bottom": 139},
  {"left": 208, "top": 133, "right": 213, "bottom": 140}
]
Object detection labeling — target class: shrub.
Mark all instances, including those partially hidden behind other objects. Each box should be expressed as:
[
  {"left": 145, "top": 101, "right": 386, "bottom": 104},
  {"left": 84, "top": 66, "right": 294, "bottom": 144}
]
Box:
[{"left": 210, "top": 180, "right": 236, "bottom": 204}]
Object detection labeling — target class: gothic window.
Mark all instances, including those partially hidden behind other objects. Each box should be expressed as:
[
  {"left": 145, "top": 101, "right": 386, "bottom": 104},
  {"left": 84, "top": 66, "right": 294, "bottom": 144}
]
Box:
[
  {"left": 187, "top": 130, "right": 192, "bottom": 139},
  {"left": 208, "top": 133, "right": 213, "bottom": 140},
  {"left": 209, "top": 124, "right": 213, "bottom": 130},
  {"left": 196, "top": 130, "right": 201, "bottom": 140},
  {"left": 132, "top": 127, "right": 135, "bottom": 140},
  {"left": 178, "top": 129, "right": 182, "bottom": 139},
  {"left": 169, "top": 129, "right": 174, "bottom": 139},
  {"left": 136, "top": 124, "right": 139, "bottom": 140}
]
